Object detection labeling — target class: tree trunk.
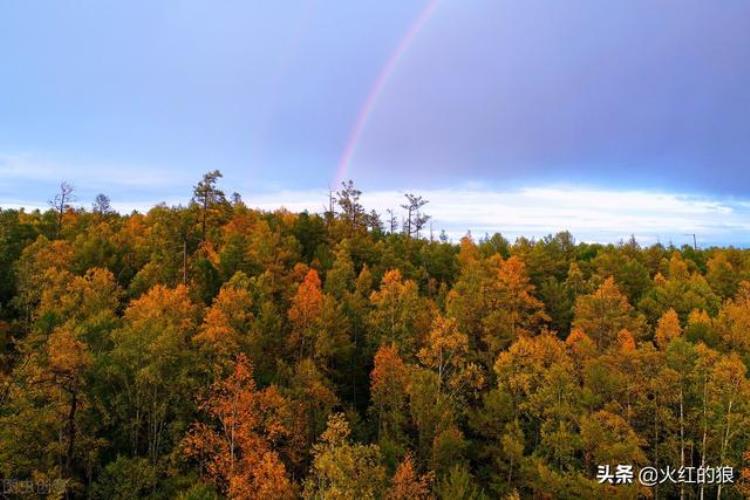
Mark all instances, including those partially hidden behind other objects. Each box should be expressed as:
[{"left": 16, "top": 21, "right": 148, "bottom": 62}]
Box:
[
  {"left": 65, "top": 390, "right": 78, "bottom": 477},
  {"left": 680, "top": 386, "right": 685, "bottom": 500},
  {"left": 700, "top": 372, "right": 707, "bottom": 500}
]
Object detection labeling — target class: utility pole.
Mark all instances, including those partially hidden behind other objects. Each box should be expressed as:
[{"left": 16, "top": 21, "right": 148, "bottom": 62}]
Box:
[
  {"left": 683, "top": 233, "right": 697, "bottom": 251},
  {"left": 325, "top": 186, "right": 336, "bottom": 227}
]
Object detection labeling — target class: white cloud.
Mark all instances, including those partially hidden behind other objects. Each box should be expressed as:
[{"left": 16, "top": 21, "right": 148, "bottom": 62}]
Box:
[
  {"left": 0, "top": 153, "right": 190, "bottom": 189},
  {"left": 4, "top": 183, "right": 749, "bottom": 246},
  {"left": 247, "top": 186, "right": 750, "bottom": 246}
]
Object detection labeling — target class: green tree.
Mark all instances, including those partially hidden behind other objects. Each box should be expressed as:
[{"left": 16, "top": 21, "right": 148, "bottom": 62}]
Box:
[{"left": 303, "top": 413, "right": 386, "bottom": 499}]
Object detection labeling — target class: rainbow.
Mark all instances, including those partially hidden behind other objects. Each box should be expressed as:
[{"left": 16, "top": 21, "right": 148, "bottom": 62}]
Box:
[{"left": 334, "top": 0, "right": 439, "bottom": 185}]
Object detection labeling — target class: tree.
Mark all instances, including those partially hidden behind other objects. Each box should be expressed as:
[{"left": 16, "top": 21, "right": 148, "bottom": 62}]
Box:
[
  {"left": 303, "top": 413, "right": 386, "bottom": 499},
  {"left": 368, "top": 270, "right": 434, "bottom": 358},
  {"left": 193, "top": 277, "right": 255, "bottom": 371},
  {"left": 109, "top": 284, "right": 200, "bottom": 462},
  {"left": 92, "top": 193, "right": 113, "bottom": 215},
  {"left": 714, "top": 281, "right": 750, "bottom": 355},
  {"left": 591, "top": 249, "right": 650, "bottom": 304},
  {"left": 417, "top": 315, "right": 482, "bottom": 402},
  {"left": 407, "top": 367, "right": 455, "bottom": 466},
  {"left": 538, "top": 277, "right": 574, "bottom": 336},
  {"left": 370, "top": 345, "right": 410, "bottom": 466},
  {"left": 91, "top": 456, "right": 158, "bottom": 499},
  {"left": 482, "top": 256, "right": 548, "bottom": 357},
  {"left": 494, "top": 333, "right": 570, "bottom": 410},
  {"left": 706, "top": 251, "right": 739, "bottom": 299},
  {"left": 446, "top": 236, "right": 492, "bottom": 352},
  {"left": 0, "top": 269, "right": 120, "bottom": 492},
  {"left": 44, "top": 326, "right": 93, "bottom": 478},
  {"left": 705, "top": 353, "right": 750, "bottom": 500},
  {"left": 579, "top": 411, "right": 646, "bottom": 471},
  {"left": 287, "top": 358, "right": 339, "bottom": 453},
  {"left": 288, "top": 269, "right": 325, "bottom": 361},
  {"left": 401, "top": 194, "right": 430, "bottom": 239},
  {"left": 288, "top": 269, "right": 351, "bottom": 367},
  {"left": 573, "top": 277, "right": 645, "bottom": 350},
  {"left": 740, "top": 449, "right": 750, "bottom": 498},
  {"left": 0, "top": 209, "right": 37, "bottom": 316},
  {"left": 192, "top": 170, "right": 227, "bottom": 242},
  {"left": 435, "top": 464, "right": 485, "bottom": 500},
  {"left": 685, "top": 308, "right": 717, "bottom": 346},
  {"left": 386, "top": 453, "right": 435, "bottom": 500},
  {"left": 50, "top": 181, "right": 75, "bottom": 238},
  {"left": 386, "top": 209, "right": 399, "bottom": 234},
  {"left": 336, "top": 180, "right": 366, "bottom": 233},
  {"left": 664, "top": 337, "right": 698, "bottom": 500},
  {"left": 638, "top": 254, "right": 720, "bottom": 324},
  {"left": 14, "top": 272, "right": 119, "bottom": 496},
  {"left": 654, "top": 308, "right": 681, "bottom": 349},
  {"left": 183, "top": 354, "right": 295, "bottom": 499},
  {"left": 325, "top": 242, "right": 356, "bottom": 299},
  {"left": 13, "top": 236, "right": 74, "bottom": 323}
]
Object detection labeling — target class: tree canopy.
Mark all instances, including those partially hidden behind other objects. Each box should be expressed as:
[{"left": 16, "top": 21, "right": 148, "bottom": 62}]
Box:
[{"left": 1, "top": 173, "right": 749, "bottom": 498}]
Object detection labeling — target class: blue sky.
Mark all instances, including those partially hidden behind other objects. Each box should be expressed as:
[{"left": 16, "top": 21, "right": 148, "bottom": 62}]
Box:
[{"left": 2, "top": 1, "right": 750, "bottom": 245}]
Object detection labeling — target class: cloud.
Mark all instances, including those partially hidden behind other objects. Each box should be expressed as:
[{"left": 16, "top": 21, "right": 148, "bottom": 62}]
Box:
[
  {"left": 247, "top": 185, "right": 750, "bottom": 246},
  {"left": 5, "top": 183, "right": 749, "bottom": 247},
  {"left": 0, "top": 153, "right": 191, "bottom": 189},
  {"left": 0, "top": 199, "right": 184, "bottom": 214}
]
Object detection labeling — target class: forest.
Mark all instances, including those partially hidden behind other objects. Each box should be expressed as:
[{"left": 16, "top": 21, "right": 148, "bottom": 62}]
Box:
[{"left": 1, "top": 171, "right": 749, "bottom": 499}]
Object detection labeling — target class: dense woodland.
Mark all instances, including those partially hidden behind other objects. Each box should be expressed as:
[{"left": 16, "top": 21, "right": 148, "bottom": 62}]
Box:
[{"left": 1, "top": 171, "right": 750, "bottom": 499}]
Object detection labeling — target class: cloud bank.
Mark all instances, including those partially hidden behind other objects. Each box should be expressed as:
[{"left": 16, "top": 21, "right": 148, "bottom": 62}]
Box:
[
  {"left": 4, "top": 184, "right": 749, "bottom": 247},
  {"left": 246, "top": 186, "right": 750, "bottom": 247}
]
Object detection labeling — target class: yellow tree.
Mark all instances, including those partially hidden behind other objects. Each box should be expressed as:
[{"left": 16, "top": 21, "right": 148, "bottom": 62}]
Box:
[
  {"left": 368, "top": 269, "right": 434, "bottom": 358},
  {"left": 418, "top": 317, "right": 467, "bottom": 388},
  {"left": 194, "top": 278, "right": 255, "bottom": 372},
  {"left": 110, "top": 284, "right": 199, "bottom": 462},
  {"left": 706, "top": 354, "right": 750, "bottom": 500},
  {"left": 417, "top": 315, "right": 483, "bottom": 402},
  {"left": 639, "top": 253, "right": 720, "bottom": 323},
  {"left": 446, "top": 236, "right": 492, "bottom": 350},
  {"left": 416, "top": 315, "right": 483, "bottom": 475},
  {"left": 565, "top": 328, "right": 596, "bottom": 375},
  {"left": 494, "top": 333, "right": 571, "bottom": 418},
  {"left": 654, "top": 308, "right": 682, "bottom": 349},
  {"left": 385, "top": 453, "right": 435, "bottom": 500},
  {"left": 0, "top": 269, "right": 119, "bottom": 491},
  {"left": 184, "top": 354, "right": 295, "bottom": 499},
  {"left": 739, "top": 450, "right": 750, "bottom": 497},
  {"left": 288, "top": 269, "right": 351, "bottom": 370},
  {"left": 685, "top": 308, "right": 715, "bottom": 345},
  {"left": 573, "top": 277, "right": 645, "bottom": 350},
  {"left": 13, "top": 236, "right": 74, "bottom": 324},
  {"left": 288, "top": 269, "right": 325, "bottom": 361},
  {"left": 46, "top": 326, "right": 93, "bottom": 478},
  {"left": 370, "top": 344, "right": 410, "bottom": 466},
  {"left": 498, "top": 332, "right": 581, "bottom": 473},
  {"left": 482, "top": 256, "right": 548, "bottom": 357},
  {"left": 706, "top": 251, "right": 739, "bottom": 299},
  {"left": 714, "top": 281, "right": 750, "bottom": 355}
]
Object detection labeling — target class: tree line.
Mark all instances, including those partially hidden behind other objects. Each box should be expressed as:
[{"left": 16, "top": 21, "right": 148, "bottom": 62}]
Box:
[{"left": 0, "top": 172, "right": 749, "bottom": 498}]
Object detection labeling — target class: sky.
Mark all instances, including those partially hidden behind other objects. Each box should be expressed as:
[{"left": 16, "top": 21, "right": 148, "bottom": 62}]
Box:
[{"left": 1, "top": 1, "right": 750, "bottom": 245}]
